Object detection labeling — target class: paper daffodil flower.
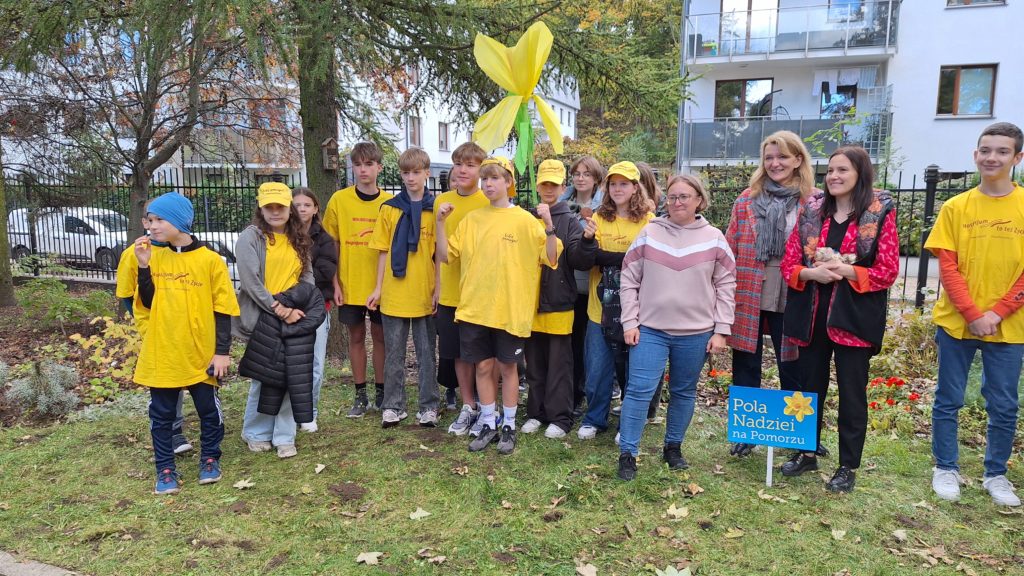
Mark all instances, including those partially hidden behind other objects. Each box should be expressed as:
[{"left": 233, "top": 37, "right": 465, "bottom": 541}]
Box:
[
  {"left": 782, "top": 391, "right": 815, "bottom": 423},
  {"left": 473, "top": 21, "right": 563, "bottom": 177}
]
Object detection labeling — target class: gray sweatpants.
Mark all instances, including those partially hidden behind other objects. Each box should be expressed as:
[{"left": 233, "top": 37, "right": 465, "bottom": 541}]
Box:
[{"left": 381, "top": 313, "right": 439, "bottom": 414}]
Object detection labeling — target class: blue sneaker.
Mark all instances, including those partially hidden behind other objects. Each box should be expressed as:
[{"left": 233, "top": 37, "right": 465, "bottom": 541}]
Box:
[
  {"left": 154, "top": 468, "right": 181, "bottom": 495},
  {"left": 198, "top": 458, "right": 222, "bottom": 485}
]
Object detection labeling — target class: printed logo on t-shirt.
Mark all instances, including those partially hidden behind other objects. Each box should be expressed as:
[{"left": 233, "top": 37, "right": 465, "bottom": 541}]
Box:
[
  {"left": 502, "top": 233, "right": 518, "bottom": 244},
  {"left": 153, "top": 271, "right": 204, "bottom": 288}
]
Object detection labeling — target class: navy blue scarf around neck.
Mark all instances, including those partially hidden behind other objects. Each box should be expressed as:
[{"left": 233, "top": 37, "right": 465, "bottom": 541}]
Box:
[{"left": 383, "top": 185, "right": 435, "bottom": 278}]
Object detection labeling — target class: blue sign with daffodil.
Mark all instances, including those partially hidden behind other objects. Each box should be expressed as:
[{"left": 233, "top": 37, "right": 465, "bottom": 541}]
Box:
[{"left": 727, "top": 387, "right": 818, "bottom": 450}]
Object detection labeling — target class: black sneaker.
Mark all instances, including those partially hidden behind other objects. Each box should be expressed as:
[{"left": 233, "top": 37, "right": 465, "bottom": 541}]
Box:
[
  {"left": 444, "top": 387, "right": 458, "bottom": 411},
  {"left": 663, "top": 443, "right": 689, "bottom": 470},
  {"left": 572, "top": 400, "right": 585, "bottom": 420},
  {"left": 469, "top": 424, "right": 498, "bottom": 452},
  {"left": 781, "top": 453, "right": 818, "bottom": 477},
  {"left": 617, "top": 452, "right": 637, "bottom": 481},
  {"left": 347, "top": 394, "right": 369, "bottom": 418},
  {"left": 372, "top": 384, "right": 384, "bottom": 411},
  {"left": 816, "top": 445, "right": 830, "bottom": 458},
  {"left": 496, "top": 425, "right": 517, "bottom": 455},
  {"left": 172, "top": 433, "right": 194, "bottom": 455},
  {"left": 826, "top": 466, "right": 856, "bottom": 493},
  {"left": 729, "top": 442, "right": 754, "bottom": 457}
]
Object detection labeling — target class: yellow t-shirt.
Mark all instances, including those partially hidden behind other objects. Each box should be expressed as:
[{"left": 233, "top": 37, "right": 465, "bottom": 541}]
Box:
[
  {"left": 532, "top": 310, "right": 574, "bottom": 335},
  {"left": 133, "top": 246, "right": 240, "bottom": 388},
  {"left": 115, "top": 246, "right": 163, "bottom": 339},
  {"left": 587, "top": 212, "right": 654, "bottom": 324},
  {"left": 322, "top": 185, "right": 393, "bottom": 306},
  {"left": 925, "top": 185, "right": 1024, "bottom": 343},
  {"left": 369, "top": 203, "right": 436, "bottom": 318},
  {"left": 264, "top": 233, "right": 302, "bottom": 294},
  {"left": 433, "top": 190, "right": 489, "bottom": 307},
  {"left": 449, "top": 205, "right": 562, "bottom": 338}
]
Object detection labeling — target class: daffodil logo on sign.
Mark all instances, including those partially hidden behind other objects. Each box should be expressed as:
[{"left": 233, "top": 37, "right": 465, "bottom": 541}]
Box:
[{"left": 783, "top": 391, "right": 815, "bottom": 423}]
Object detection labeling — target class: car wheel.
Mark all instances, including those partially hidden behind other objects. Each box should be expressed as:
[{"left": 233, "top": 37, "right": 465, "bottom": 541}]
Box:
[{"left": 95, "top": 248, "right": 116, "bottom": 271}]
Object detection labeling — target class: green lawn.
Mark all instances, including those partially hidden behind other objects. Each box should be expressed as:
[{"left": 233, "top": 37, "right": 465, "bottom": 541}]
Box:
[{"left": 0, "top": 374, "right": 1021, "bottom": 576}]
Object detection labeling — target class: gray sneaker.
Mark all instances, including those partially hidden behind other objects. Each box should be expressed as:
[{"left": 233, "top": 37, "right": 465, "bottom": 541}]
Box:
[
  {"left": 417, "top": 410, "right": 439, "bottom": 427},
  {"left": 448, "top": 406, "right": 478, "bottom": 436},
  {"left": 382, "top": 409, "right": 407, "bottom": 428},
  {"left": 496, "top": 425, "right": 517, "bottom": 455},
  {"left": 469, "top": 424, "right": 498, "bottom": 452},
  {"left": 932, "top": 467, "right": 965, "bottom": 501},
  {"left": 172, "top": 434, "right": 194, "bottom": 455},
  {"left": 983, "top": 475, "right": 1021, "bottom": 507},
  {"left": 469, "top": 412, "right": 502, "bottom": 438},
  {"left": 347, "top": 394, "right": 369, "bottom": 418}
]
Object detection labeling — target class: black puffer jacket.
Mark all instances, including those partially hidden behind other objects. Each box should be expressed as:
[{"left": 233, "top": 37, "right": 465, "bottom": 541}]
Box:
[
  {"left": 532, "top": 201, "right": 596, "bottom": 312},
  {"left": 309, "top": 219, "right": 338, "bottom": 303},
  {"left": 238, "top": 282, "right": 325, "bottom": 423}
]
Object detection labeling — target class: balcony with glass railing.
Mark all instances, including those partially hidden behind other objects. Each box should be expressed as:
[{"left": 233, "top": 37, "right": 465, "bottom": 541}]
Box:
[{"left": 685, "top": 1, "right": 899, "bottom": 62}]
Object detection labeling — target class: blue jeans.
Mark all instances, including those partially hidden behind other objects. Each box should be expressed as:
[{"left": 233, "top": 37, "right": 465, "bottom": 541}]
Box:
[
  {"left": 583, "top": 321, "right": 626, "bottom": 430},
  {"left": 241, "top": 380, "right": 296, "bottom": 447},
  {"left": 619, "top": 327, "right": 710, "bottom": 457},
  {"left": 311, "top": 312, "right": 331, "bottom": 420},
  {"left": 933, "top": 328, "right": 1023, "bottom": 477}
]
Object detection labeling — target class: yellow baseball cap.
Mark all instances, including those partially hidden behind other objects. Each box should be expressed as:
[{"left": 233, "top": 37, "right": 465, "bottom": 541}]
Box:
[
  {"left": 536, "top": 159, "right": 566, "bottom": 185},
  {"left": 606, "top": 161, "right": 640, "bottom": 182},
  {"left": 481, "top": 156, "right": 517, "bottom": 198},
  {"left": 257, "top": 182, "right": 292, "bottom": 207}
]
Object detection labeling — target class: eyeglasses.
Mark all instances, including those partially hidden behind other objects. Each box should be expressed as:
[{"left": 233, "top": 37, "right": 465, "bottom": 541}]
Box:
[
  {"left": 665, "top": 194, "right": 696, "bottom": 205},
  {"left": 571, "top": 172, "right": 593, "bottom": 179}
]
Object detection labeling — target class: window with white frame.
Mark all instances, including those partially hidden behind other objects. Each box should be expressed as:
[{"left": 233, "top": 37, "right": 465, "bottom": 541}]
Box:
[
  {"left": 438, "top": 122, "right": 450, "bottom": 151},
  {"left": 409, "top": 116, "right": 422, "bottom": 147}
]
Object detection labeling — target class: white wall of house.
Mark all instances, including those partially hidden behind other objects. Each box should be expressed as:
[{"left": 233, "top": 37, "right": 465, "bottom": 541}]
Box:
[{"left": 888, "top": 1, "right": 1023, "bottom": 178}]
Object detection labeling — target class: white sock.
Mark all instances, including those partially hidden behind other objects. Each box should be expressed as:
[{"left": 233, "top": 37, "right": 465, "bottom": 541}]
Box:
[
  {"left": 479, "top": 402, "right": 496, "bottom": 429},
  {"left": 503, "top": 405, "right": 518, "bottom": 430}
]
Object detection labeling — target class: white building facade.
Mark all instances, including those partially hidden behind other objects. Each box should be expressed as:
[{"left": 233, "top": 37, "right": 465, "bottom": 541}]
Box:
[{"left": 678, "top": 0, "right": 1021, "bottom": 179}]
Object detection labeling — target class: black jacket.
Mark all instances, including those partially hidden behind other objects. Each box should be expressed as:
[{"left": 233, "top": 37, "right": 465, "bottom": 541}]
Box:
[
  {"left": 237, "top": 282, "right": 325, "bottom": 423},
  {"left": 309, "top": 220, "right": 338, "bottom": 303},
  {"left": 532, "top": 201, "right": 595, "bottom": 313}
]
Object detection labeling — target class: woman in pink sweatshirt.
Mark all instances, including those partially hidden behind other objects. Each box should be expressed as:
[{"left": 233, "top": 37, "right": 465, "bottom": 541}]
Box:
[{"left": 615, "top": 174, "right": 737, "bottom": 481}]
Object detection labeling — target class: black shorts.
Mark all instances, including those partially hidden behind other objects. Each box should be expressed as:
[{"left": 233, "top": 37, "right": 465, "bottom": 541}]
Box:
[
  {"left": 459, "top": 322, "right": 525, "bottom": 364},
  {"left": 338, "top": 304, "right": 382, "bottom": 326},
  {"left": 436, "top": 305, "right": 462, "bottom": 360}
]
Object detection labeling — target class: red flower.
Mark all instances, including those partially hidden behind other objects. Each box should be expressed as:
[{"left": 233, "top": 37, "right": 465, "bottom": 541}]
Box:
[
  {"left": 869, "top": 401, "right": 881, "bottom": 410},
  {"left": 908, "top": 392, "right": 921, "bottom": 401},
  {"left": 709, "top": 369, "right": 720, "bottom": 378},
  {"left": 885, "top": 377, "right": 898, "bottom": 388},
  {"left": 870, "top": 377, "right": 884, "bottom": 387},
  {"left": 886, "top": 398, "right": 896, "bottom": 406},
  {"left": 894, "top": 378, "right": 905, "bottom": 387}
]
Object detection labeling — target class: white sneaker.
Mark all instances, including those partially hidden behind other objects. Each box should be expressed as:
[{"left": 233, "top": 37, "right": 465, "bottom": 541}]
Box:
[
  {"left": 300, "top": 421, "right": 318, "bottom": 433},
  {"left": 577, "top": 425, "right": 598, "bottom": 440},
  {"left": 276, "top": 444, "right": 297, "bottom": 459},
  {"left": 521, "top": 419, "right": 543, "bottom": 434},
  {"left": 382, "top": 409, "right": 407, "bottom": 428},
  {"left": 417, "top": 410, "right": 439, "bottom": 428},
  {"left": 932, "top": 467, "right": 965, "bottom": 501},
  {"left": 615, "top": 431, "right": 620, "bottom": 446},
  {"left": 983, "top": 475, "right": 1022, "bottom": 507},
  {"left": 448, "top": 406, "right": 478, "bottom": 436},
  {"left": 544, "top": 423, "right": 567, "bottom": 439}
]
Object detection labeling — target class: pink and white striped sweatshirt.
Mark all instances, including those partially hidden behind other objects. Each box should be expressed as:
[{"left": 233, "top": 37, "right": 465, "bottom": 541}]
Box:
[{"left": 619, "top": 216, "right": 737, "bottom": 336}]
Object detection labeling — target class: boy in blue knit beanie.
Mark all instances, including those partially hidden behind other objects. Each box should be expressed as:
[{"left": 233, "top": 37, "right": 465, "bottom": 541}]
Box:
[{"left": 132, "top": 192, "right": 241, "bottom": 494}]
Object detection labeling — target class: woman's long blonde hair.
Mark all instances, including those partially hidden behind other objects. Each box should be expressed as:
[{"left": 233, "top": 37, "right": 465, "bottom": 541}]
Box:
[{"left": 748, "top": 130, "right": 814, "bottom": 197}]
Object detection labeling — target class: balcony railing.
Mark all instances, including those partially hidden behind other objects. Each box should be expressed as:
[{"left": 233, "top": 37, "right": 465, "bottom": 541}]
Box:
[
  {"left": 681, "top": 113, "right": 891, "bottom": 161},
  {"left": 686, "top": 1, "right": 899, "bottom": 61}
]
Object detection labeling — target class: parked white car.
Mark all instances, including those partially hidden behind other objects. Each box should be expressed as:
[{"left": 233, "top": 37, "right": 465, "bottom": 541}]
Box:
[{"left": 8, "top": 207, "right": 129, "bottom": 270}]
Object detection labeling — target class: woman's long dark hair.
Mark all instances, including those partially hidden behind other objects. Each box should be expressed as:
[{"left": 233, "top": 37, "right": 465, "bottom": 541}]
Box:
[
  {"left": 822, "top": 146, "right": 875, "bottom": 222},
  {"left": 252, "top": 204, "right": 312, "bottom": 275}
]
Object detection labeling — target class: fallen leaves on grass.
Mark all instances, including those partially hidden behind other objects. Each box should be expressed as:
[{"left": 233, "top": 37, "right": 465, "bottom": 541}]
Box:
[
  {"left": 451, "top": 465, "right": 469, "bottom": 476},
  {"left": 418, "top": 444, "right": 435, "bottom": 453},
  {"left": 724, "top": 527, "right": 744, "bottom": 539},
  {"left": 355, "top": 551, "right": 383, "bottom": 565},
  {"left": 409, "top": 507, "right": 431, "bottom": 520},
  {"left": 232, "top": 478, "right": 255, "bottom": 490},
  {"left": 684, "top": 483, "right": 704, "bottom": 497},
  {"left": 955, "top": 563, "right": 978, "bottom": 576},
  {"left": 666, "top": 503, "right": 689, "bottom": 519},
  {"left": 912, "top": 500, "right": 935, "bottom": 511},
  {"left": 575, "top": 562, "right": 598, "bottom": 576},
  {"left": 757, "top": 489, "right": 787, "bottom": 504},
  {"left": 831, "top": 529, "right": 846, "bottom": 541},
  {"left": 655, "top": 566, "right": 692, "bottom": 576},
  {"left": 300, "top": 485, "right": 313, "bottom": 495},
  {"left": 891, "top": 529, "right": 908, "bottom": 543},
  {"left": 501, "top": 500, "right": 513, "bottom": 509},
  {"left": 655, "top": 526, "right": 674, "bottom": 538},
  {"left": 417, "top": 548, "right": 446, "bottom": 564},
  {"left": 314, "top": 464, "right": 326, "bottom": 474},
  {"left": 0, "top": 502, "right": 10, "bottom": 510},
  {"left": 549, "top": 495, "right": 566, "bottom": 509},
  {"left": 712, "top": 464, "right": 725, "bottom": 475}
]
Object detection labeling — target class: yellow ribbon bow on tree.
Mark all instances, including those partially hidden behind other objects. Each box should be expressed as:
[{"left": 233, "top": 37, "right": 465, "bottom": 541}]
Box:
[{"left": 472, "top": 21, "right": 564, "bottom": 200}]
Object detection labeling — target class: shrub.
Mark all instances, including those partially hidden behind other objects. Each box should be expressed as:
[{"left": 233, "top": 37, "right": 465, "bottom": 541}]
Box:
[
  {"left": 8, "top": 361, "right": 81, "bottom": 418},
  {"left": 70, "top": 316, "right": 141, "bottom": 382},
  {"left": 866, "top": 376, "right": 925, "bottom": 435},
  {"left": 872, "top": 309, "right": 937, "bottom": 381},
  {"left": 16, "top": 278, "right": 114, "bottom": 334}
]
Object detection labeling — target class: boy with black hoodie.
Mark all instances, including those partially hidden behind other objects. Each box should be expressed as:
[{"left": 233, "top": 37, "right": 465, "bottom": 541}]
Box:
[{"left": 521, "top": 159, "right": 595, "bottom": 439}]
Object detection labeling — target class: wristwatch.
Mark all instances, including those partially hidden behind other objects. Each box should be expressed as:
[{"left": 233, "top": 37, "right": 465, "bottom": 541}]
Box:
[{"left": 545, "top": 227, "right": 556, "bottom": 236}]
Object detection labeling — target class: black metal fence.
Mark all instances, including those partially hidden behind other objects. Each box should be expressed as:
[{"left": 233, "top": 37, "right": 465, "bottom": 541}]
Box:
[{"left": 5, "top": 164, "right": 974, "bottom": 309}]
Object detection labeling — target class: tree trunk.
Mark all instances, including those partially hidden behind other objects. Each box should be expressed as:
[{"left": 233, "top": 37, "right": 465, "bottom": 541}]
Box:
[
  {"left": 127, "top": 169, "right": 150, "bottom": 241},
  {"left": 297, "top": 35, "right": 340, "bottom": 207},
  {"left": 0, "top": 139, "right": 17, "bottom": 307}
]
